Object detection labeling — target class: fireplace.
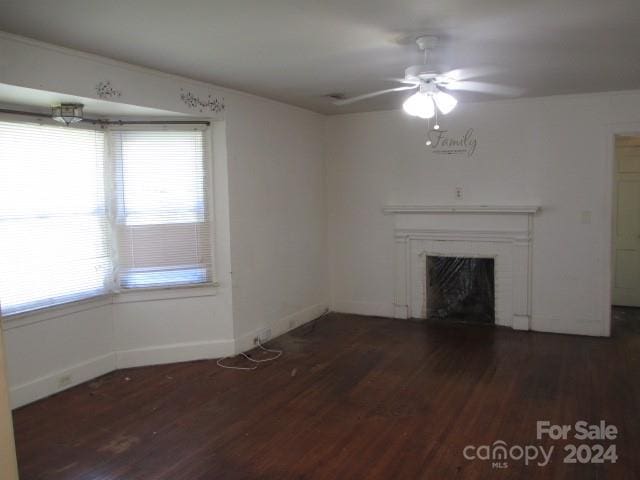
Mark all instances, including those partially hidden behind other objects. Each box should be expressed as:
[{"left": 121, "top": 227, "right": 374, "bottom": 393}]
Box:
[
  {"left": 427, "top": 256, "right": 495, "bottom": 324},
  {"left": 384, "top": 204, "right": 539, "bottom": 330}
]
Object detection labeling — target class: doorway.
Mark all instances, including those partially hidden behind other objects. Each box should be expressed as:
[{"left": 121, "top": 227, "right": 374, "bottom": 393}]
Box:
[
  {"left": 613, "top": 134, "right": 640, "bottom": 307},
  {"left": 612, "top": 134, "right": 640, "bottom": 338}
]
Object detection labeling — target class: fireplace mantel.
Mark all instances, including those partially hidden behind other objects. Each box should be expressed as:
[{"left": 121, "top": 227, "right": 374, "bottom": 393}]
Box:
[
  {"left": 387, "top": 204, "right": 537, "bottom": 331},
  {"left": 383, "top": 204, "right": 540, "bottom": 215}
]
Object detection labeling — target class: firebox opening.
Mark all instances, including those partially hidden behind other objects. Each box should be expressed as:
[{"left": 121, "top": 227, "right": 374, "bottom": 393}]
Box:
[{"left": 427, "top": 256, "right": 495, "bottom": 324}]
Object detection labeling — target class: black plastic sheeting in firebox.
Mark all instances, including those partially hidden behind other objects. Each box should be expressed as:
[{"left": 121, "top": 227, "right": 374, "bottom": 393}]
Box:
[{"left": 426, "top": 256, "right": 495, "bottom": 324}]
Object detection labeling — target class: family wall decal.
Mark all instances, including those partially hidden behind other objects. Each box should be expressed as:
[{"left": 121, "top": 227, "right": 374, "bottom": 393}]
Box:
[{"left": 427, "top": 128, "right": 477, "bottom": 157}]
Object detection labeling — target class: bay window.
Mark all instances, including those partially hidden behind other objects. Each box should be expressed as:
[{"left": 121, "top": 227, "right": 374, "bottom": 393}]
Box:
[{"left": 0, "top": 120, "right": 213, "bottom": 317}]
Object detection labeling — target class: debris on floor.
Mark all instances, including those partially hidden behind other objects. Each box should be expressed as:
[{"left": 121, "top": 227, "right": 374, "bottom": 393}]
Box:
[{"left": 98, "top": 434, "right": 140, "bottom": 455}]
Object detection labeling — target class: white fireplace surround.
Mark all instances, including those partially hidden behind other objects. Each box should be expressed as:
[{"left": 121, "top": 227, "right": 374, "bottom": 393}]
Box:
[{"left": 384, "top": 205, "right": 540, "bottom": 330}]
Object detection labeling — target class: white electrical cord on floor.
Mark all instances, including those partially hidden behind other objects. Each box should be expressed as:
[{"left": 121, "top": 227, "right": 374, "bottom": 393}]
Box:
[
  {"left": 244, "top": 340, "right": 283, "bottom": 362},
  {"left": 216, "top": 309, "right": 330, "bottom": 371},
  {"left": 216, "top": 357, "right": 257, "bottom": 370},
  {"left": 216, "top": 339, "right": 283, "bottom": 370}
]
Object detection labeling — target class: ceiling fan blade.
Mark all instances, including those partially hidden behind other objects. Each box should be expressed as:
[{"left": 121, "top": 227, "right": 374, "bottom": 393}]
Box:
[
  {"left": 441, "top": 67, "right": 499, "bottom": 81},
  {"left": 386, "top": 77, "right": 420, "bottom": 85},
  {"left": 444, "top": 81, "right": 523, "bottom": 96},
  {"left": 333, "top": 85, "right": 417, "bottom": 106}
]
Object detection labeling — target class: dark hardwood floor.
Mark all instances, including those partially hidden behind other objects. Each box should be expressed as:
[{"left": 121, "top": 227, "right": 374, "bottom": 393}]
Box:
[{"left": 12, "top": 309, "right": 640, "bottom": 479}]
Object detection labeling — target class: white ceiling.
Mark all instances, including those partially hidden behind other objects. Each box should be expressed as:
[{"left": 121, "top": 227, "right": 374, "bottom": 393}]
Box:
[{"left": 0, "top": 0, "right": 639, "bottom": 114}]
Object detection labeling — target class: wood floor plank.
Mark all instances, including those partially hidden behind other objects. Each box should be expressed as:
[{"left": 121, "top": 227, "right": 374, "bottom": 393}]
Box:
[{"left": 12, "top": 310, "right": 640, "bottom": 479}]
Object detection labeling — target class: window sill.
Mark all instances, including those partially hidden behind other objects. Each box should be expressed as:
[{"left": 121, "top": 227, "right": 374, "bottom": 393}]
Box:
[
  {"left": 1, "top": 282, "right": 220, "bottom": 330},
  {"left": 1, "top": 295, "right": 113, "bottom": 331},
  {"left": 113, "top": 282, "right": 219, "bottom": 304}
]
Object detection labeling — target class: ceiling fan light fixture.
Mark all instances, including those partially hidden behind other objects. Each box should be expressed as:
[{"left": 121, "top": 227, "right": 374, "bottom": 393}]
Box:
[
  {"left": 402, "top": 92, "right": 435, "bottom": 119},
  {"left": 433, "top": 90, "right": 458, "bottom": 115}
]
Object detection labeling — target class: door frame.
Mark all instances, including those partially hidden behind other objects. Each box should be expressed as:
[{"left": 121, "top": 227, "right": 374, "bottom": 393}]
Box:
[
  {"left": 604, "top": 121, "right": 640, "bottom": 337},
  {"left": 0, "top": 326, "right": 18, "bottom": 479}
]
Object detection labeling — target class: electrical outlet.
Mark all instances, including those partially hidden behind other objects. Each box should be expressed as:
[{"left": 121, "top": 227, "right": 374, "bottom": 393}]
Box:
[
  {"left": 455, "top": 187, "right": 463, "bottom": 200},
  {"left": 254, "top": 328, "right": 271, "bottom": 345},
  {"left": 58, "top": 374, "right": 72, "bottom": 388}
]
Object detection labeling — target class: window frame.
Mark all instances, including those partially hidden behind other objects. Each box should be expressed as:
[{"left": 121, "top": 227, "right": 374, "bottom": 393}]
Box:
[
  {"left": 0, "top": 116, "right": 217, "bottom": 320},
  {"left": 109, "top": 125, "right": 215, "bottom": 291}
]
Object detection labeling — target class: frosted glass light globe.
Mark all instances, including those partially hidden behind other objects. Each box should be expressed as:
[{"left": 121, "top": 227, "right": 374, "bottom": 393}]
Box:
[
  {"left": 434, "top": 90, "right": 458, "bottom": 114},
  {"left": 402, "top": 92, "right": 435, "bottom": 119}
]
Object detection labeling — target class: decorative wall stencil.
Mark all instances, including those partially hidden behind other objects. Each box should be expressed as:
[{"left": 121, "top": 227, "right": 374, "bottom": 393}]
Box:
[
  {"left": 427, "top": 128, "right": 477, "bottom": 157},
  {"left": 179, "top": 89, "right": 225, "bottom": 113},
  {"left": 95, "top": 81, "right": 122, "bottom": 99}
]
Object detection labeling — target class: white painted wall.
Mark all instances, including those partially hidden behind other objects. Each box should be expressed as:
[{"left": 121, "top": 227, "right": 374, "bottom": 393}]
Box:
[
  {"left": 326, "top": 91, "right": 640, "bottom": 337},
  {"left": 3, "top": 301, "right": 115, "bottom": 407},
  {"left": 0, "top": 33, "right": 328, "bottom": 407},
  {"left": 225, "top": 94, "right": 329, "bottom": 350}
]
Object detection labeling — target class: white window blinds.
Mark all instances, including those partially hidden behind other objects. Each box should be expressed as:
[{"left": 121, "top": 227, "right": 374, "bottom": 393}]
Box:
[
  {"left": 0, "top": 121, "right": 110, "bottom": 315},
  {"left": 0, "top": 121, "right": 214, "bottom": 317},
  {"left": 111, "top": 128, "right": 213, "bottom": 289}
]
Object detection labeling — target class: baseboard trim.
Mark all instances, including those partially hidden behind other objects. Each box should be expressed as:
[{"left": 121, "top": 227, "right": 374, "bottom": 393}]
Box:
[
  {"left": 235, "top": 302, "right": 328, "bottom": 353},
  {"left": 332, "top": 300, "right": 394, "bottom": 319},
  {"left": 512, "top": 315, "right": 531, "bottom": 331},
  {"left": 10, "top": 352, "right": 117, "bottom": 409},
  {"left": 115, "top": 339, "right": 235, "bottom": 369},
  {"left": 10, "top": 303, "right": 329, "bottom": 408},
  {"left": 531, "top": 316, "right": 606, "bottom": 337}
]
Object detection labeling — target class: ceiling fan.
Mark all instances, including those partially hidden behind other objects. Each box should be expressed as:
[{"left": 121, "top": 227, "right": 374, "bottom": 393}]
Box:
[{"left": 332, "top": 36, "right": 521, "bottom": 120}]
